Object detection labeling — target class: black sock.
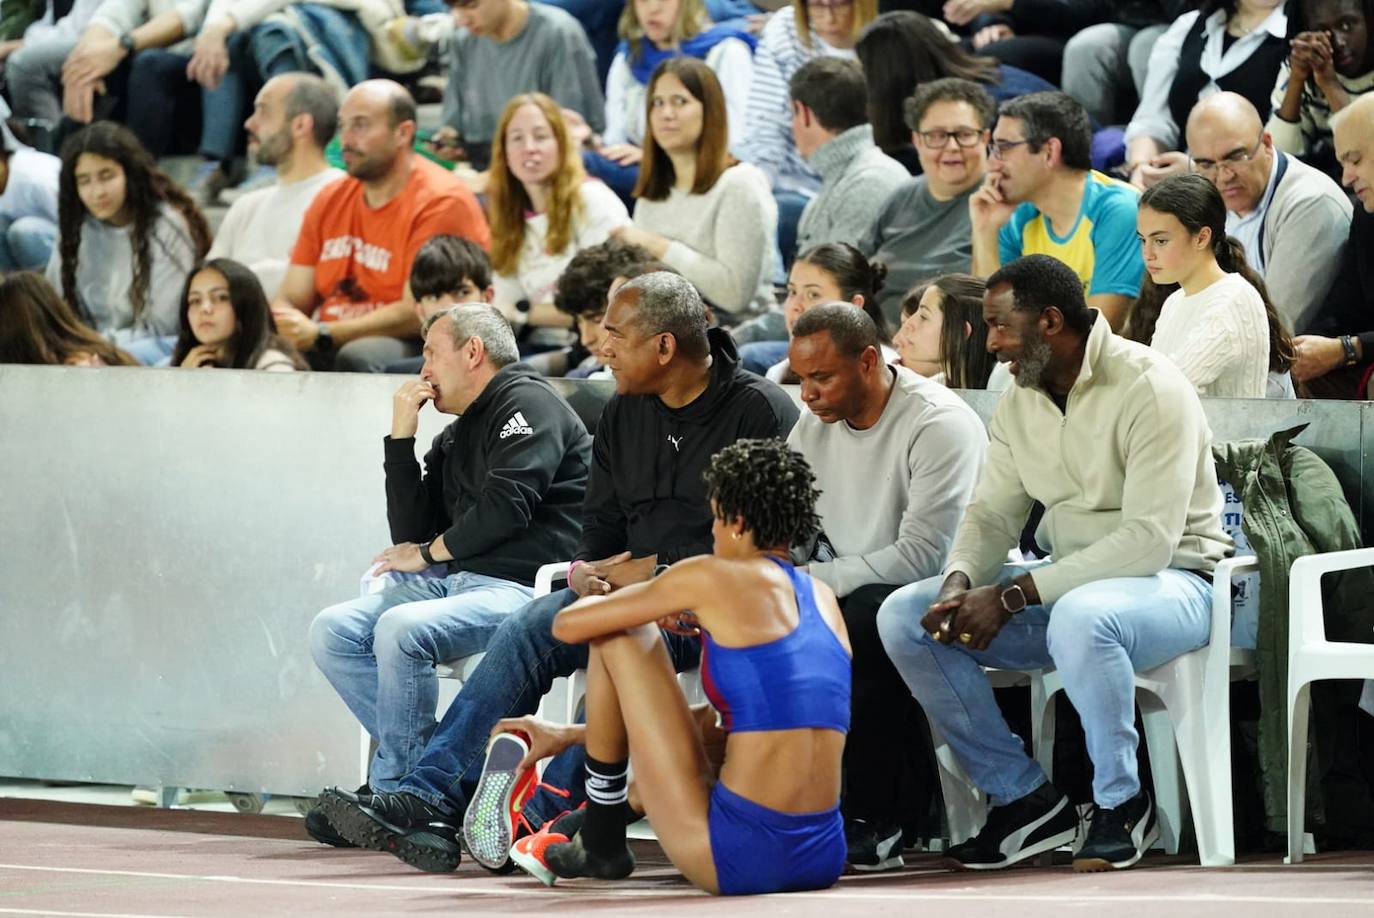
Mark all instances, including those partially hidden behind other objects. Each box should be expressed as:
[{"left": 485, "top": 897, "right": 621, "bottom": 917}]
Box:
[{"left": 580, "top": 755, "right": 629, "bottom": 856}]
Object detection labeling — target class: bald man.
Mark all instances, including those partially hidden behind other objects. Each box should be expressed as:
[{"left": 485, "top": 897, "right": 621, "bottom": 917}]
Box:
[
  {"left": 1294, "top": 93, "right": 1374, "bottom": 399},
  {"left": 270, "top": 80, "right": 491, "bottom": 372},
  {"left": 1185, "top": 92, "right": 1351, "bottom": 332}
]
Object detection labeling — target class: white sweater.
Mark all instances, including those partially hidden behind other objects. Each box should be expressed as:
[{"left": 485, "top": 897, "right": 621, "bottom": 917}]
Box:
[
  {"left": 787, "top": 365, "right": 987, "bottom": 597},
  {"left": 631, "top": 162, "right": 777, "bottom": 321},
  {"left": 208, "top": 167, "right": 344, "bottom": 297},
  {"left": 492, "top": 179, "right": 629, "bottom": 309},
  {"left": 1150, "top": 272, "right": 1269, "bottom": 398}
]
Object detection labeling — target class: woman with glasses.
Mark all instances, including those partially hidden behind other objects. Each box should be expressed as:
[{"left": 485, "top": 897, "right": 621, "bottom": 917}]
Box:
[
  {"left": 741, "top": 0, "right": 878, "bottom": 259},
  {"left": 582, "top": 0, "right": 756, "bottom": 204},
  {"left": 1124, "top": 0, "right": 1290, "bottom": 190},
  {"left": 488, "top": 93, "right": 630, "bottom": 352},
  {"left": 854, "top": 10, "right": 1052, "bottom": 175},
  {"left": 859, "top": 78, "right": 994, "bottom": 327},
  {"left": 1131, "top": 172, "right": 1296, "bottom": 397},
  {"left": 1268, "top": 0, "right": 1374, "bottom": 176},
  {"left": 611, "top": 57, "right": 777, "bottom": 325}
]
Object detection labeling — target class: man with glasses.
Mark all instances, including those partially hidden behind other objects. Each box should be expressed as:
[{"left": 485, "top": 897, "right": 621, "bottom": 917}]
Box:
[
  {"left": 789, "top": 56, "right": 905, "bottom": 255},
  {"left": 860, "top": 77, "right": 994, "bottom": 326},
  {"left": 1185, "top": 91, "right": 1351, "bottom": 332},
  {"left": 969, "top": 91, "right": 1144, "bottom": 330}
]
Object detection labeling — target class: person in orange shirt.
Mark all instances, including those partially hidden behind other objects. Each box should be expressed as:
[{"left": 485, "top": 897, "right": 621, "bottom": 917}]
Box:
[{"left": 272, "top": 79, "right": 491, "bottom": 372}]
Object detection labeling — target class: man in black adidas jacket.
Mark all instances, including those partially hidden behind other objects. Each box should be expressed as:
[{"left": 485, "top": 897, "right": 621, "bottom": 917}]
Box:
[
  {"left": 304, "top": 303, "right": 591, "bottom": 845},
  {"left": 320, "top": 272, "right": 799, "bottom": 874}
]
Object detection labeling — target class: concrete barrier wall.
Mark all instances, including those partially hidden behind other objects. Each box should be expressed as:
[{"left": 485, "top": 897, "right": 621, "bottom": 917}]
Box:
[{"left": 0, "top": 366, "right": 1365, "bottom": 796}]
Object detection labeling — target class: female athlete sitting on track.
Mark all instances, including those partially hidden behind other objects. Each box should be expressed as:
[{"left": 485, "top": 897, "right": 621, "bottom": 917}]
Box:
[{"left": 509, "top": 437, "right": 853, "bottom": 895}]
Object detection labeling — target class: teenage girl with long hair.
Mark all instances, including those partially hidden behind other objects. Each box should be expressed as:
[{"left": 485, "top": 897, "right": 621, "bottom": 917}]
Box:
[
  {"left": 0, "top": 271, "right": 134, "bottom": 367},
  {"left": 893, "top": 273, "right": 996, "bottom": 389},
  {"left": 172, "top": 258, "right": 306, "bottom": 371},
  {"left": 46, "top": 122, "right": 211, "bottom": 365},
  {"left": 1132, "top": 172, "right": 1295, "bottom": 397}
]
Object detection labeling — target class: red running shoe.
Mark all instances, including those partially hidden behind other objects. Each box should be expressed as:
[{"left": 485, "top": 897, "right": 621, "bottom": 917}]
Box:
[{"left": 509, "top": 806, "right": 585, "bottom": 887}]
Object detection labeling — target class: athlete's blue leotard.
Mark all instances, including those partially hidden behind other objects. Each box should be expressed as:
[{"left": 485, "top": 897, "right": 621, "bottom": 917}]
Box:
[{"left": 699, "top": 556, "right": 851, "bottom": 895}]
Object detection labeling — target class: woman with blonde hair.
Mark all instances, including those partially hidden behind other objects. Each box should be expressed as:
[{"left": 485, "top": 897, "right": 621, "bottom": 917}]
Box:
[
  {"left": 612, "top": 57, "right": 777, "bottom": 325},
  {"left": 0, "top": 271, "right": 135, "bottom": 367},
  {"left": 582, "top": 0, "right": 756, "bottom": 202},
  {"left": 488, "top": 93, "right": 630, "bottom": 346}
]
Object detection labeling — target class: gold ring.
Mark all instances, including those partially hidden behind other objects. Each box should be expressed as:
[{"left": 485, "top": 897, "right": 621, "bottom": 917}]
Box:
[{"left": 959, "top": 632, "right": 973, "bottom": 644}]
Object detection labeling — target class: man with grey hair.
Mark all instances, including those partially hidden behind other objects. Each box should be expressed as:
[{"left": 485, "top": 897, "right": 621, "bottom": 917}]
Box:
[
  {"left": 318, "top": 270, "right": 800, "bottom": 876},
  {"left": 1295, "top": 93, "right": 1374, "bottom": 398},
  {"left": 303, "top": 301, "right": 591, "bottom": 848},
  {"left": 207, "top": 73, "right": 346, "bottom": 296}
]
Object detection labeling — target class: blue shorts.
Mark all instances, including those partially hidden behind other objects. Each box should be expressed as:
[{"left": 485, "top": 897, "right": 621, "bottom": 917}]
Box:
[{"left": 707, "top": 781, "right": 845, "bottom": 896}]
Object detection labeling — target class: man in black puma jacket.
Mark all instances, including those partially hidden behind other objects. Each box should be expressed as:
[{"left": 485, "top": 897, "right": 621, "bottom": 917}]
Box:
[
  {"left": 320, "top": 272, "right": 799, "bottom": 874},
  {"left": 304, "top": 303, "right": 591, "bottom": 845}
]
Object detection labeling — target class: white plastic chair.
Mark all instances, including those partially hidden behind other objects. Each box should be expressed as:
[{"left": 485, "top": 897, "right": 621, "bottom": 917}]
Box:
[
  {"left": 1027, "top": 555, "right": 1258, "bottom": 866},
  {"left": 1286, "top": 549, "right": 1374, "bottom": 864}
]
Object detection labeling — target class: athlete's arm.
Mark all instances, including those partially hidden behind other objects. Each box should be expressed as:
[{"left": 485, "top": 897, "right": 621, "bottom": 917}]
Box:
[{"left": 553, "top": 556, "right": 716, "bottom": 644}]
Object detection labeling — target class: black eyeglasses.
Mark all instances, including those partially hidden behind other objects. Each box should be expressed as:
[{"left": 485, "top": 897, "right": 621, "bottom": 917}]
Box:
[
  {"left": 917, "top": 128, "right": 984, "bottom": 149},
  {"left": 987, "top": 138, "right": 1032, "bottom": 159}
]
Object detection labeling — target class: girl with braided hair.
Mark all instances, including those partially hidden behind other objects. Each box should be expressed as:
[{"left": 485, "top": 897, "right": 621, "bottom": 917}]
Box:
[
  {"left": 44, "top": 122, "right": 211, "bottom": 365},
  {"left": 507, "top": 438, "right": 852, "bottom": 896}
]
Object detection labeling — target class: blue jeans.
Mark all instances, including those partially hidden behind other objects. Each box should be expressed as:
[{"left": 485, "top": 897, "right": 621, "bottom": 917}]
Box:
[
  {"left": 309, "top": 571, "right": 533, "bottom": 792},
  {"left": 738, "top": 340, "right": 788, "bottom": 375},
  {"left": 581, "top": 148, "right": 639, "bottom": 209},
  {"left": 775, "top": 189, "right": 811, "bottom": 271},
  {"left": 400, "top": 587, "right": 703, "bottom": 824},
  {"left": 0, "top": 214, "right": 56, "bottom": 269},
  {"left": 876, "top": 565, "right": 1211, "bottom": 809}
]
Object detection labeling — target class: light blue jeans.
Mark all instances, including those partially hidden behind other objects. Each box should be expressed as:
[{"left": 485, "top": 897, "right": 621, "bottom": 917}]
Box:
[
  {"left": 876, "top": 565, "right": 1211, "bottom": 809},
  {"left": 0, "top": 214, "right": 57, "bottom": 269},
  {"left": 309, "top": 571, "right": 533, "bottom": 792}
]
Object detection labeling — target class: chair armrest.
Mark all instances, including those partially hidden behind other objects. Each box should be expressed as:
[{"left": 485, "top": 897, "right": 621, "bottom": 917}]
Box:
[
  {"left": 1289, "top": 548, "right": 1374, "bottom": 649},
  {"left": 534, "top": 561, "right": 573, "bottom": 598}
]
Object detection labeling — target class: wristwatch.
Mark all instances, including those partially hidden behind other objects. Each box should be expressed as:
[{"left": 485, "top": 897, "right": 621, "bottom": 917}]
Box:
[
  {"left": 418, "top": 541, "right": 437, "bottom": 566},
  {"left": 118, "top": 32, "right": 135, "bottom": 53},
  {"left": 1000, "top": 584, "right": 1028, "bottom": 615},
  {"left": 315, "top": 322, "right": 335, "bottom": 354},
  {"left": 653, "top": 563, "right": 670, "bottom": 577}
]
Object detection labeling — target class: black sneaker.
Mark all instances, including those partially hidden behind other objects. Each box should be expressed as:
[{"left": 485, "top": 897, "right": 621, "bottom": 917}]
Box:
[
  {"left": 845, "top": 818, "right": 904, "bottom": 871},
  {"left": 303, "top": 784, "right": 368, "bottom": 848},
  {"left": 1072, "top": 789, "right": 1158, "bottom": 872},
  {"left": 945, "top": 783, "right": 1077, "bottom": 870},
  {"left": 317, "top": 787, "right": 462, "bottom": 873}
]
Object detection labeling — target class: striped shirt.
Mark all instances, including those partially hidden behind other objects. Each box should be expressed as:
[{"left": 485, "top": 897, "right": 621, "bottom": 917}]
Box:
[{"left": 739, "top": 6, "right": 856, "bottom": 196}]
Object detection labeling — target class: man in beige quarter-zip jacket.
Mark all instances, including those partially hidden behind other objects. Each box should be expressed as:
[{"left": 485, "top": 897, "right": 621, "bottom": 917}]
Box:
[{"left": 876, "top": 253, "right": 1232, "bottom": 875}]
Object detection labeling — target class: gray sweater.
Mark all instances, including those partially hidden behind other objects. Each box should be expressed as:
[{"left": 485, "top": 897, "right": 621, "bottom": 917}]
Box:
[
  {"left": 45, "top": 204, "right": 198, "bottom": 344},
  {"left": 1230, "top": 152, "right": 1351, "bottom": 331},
  {"left": 787, "top": 366, "right": 987, "bottom": 597},
  {"left": 632, "top": 162, "right": 778, "bottom": 322},
  {"left": 796, "top": 124, "right": 908, "bottom": 255},
  {"left": 441, "top": 3, "right": 604, "bottom": 156}
]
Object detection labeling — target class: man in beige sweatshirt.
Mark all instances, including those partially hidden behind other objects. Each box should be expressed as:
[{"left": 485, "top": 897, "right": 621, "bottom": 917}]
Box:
[{"left": 876, "top": 254, "right": 1231, "bottom": 875}]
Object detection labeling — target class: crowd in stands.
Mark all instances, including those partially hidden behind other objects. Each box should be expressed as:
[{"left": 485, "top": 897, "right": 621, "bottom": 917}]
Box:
[{"left": 5, "top": 0, "right": 1374, "bottom": 897}]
